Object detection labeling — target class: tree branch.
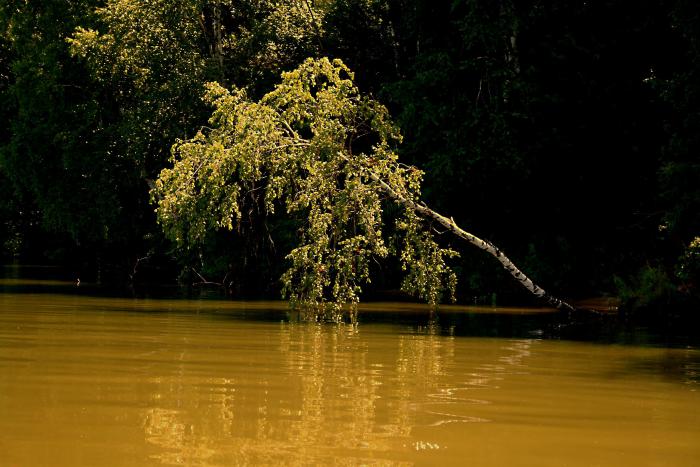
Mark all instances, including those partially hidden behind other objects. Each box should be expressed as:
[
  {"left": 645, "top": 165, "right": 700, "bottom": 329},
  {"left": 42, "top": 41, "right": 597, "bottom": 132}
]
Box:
[{"left": 366, "top": 169, "right": 577, "bottom": 313}]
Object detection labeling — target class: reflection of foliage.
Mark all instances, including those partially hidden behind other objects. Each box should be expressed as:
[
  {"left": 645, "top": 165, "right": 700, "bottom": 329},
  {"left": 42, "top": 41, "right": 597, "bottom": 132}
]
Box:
[
  {"left": 133, "top": 322, "right": 555, "bottom": 464},
  {"left": 139, "top": 322, "right": 466, "bottom": 464},
  {"left": 143, "top": 407, "right": 218, "bottom": 465}
]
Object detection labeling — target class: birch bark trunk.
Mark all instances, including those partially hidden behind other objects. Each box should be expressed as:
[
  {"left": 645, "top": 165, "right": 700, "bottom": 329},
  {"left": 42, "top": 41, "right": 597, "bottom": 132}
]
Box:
[{"left": 368, "top": 171, "right": 577, "bottom": 312}]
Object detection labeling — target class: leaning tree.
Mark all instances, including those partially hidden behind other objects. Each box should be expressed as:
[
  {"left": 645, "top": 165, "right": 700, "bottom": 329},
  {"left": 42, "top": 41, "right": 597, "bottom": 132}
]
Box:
[{"left": 152, "top": 58, "right": 575, "bottom": 321}]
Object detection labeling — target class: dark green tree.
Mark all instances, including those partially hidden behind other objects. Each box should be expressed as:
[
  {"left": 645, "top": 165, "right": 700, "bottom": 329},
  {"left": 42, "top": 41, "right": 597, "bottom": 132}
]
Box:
[
  {"left": 0, "top": 0, "right": 116, "bottom": 256},
  {"left": 658, "top": 0, "right": 700, "bottom": 295}
]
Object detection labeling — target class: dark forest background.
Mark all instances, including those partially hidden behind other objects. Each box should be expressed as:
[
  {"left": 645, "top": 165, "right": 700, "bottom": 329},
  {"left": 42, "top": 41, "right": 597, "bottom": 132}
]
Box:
[{"left": 1, "top": 0, "right": 698, "bottom": 309}]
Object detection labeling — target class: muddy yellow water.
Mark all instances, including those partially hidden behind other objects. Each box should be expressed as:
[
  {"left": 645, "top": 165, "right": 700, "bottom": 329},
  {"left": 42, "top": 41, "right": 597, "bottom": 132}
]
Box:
[{"left": 1, "top": 291, "right": 698, "bottom": 466}]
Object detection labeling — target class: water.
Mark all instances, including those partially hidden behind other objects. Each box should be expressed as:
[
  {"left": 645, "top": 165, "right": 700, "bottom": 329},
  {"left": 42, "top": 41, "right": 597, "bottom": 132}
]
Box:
[{"left": 1, "top": 277, "right": 699, "bottom": 465}]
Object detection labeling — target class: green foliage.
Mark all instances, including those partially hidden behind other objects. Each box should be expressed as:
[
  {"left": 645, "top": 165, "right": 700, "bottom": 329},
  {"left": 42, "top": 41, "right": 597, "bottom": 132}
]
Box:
[
  {"left": 0, "top": 0, "right": 334, "bottom": 281},
  {"left": 658, "top": 0, "right": 700, "bottom": 242},
  {"left": 676, "top": 237, "right": 700, "bottom": 289},
  {"left": 222, "top": 0, "right": 327, "bottom": 95},
  {"left": 154, "top": 58, "right": 457, "bottom": 320},
  {"left": 67, "top": 0, "right": 210, "bottom": 176},
  {"left": 66, "top": 0, "right": 329, "bottom": 177},
  {"left": 395, "top": 209, "right": 458, "bottom": 305},
  {"left": 322, "top": 0, "right": 400, "bottom": 89},
  {"left": 384, "top": 0, "right": 524, "bottom": 200},
  {"left": 0, "top": 21, "right": 11, "bottom": 145},
  {"left": 1, "top": 0, "right": 698, "bottom": 314},
  {"left": 615, "top": 265, "right": 675, "bottom": 310},
  {"left": 0, "top": 0, "right": 120, "bottom": 243},
  {"left": 0, "top": 171, "right": 20, "bottom": 258}
]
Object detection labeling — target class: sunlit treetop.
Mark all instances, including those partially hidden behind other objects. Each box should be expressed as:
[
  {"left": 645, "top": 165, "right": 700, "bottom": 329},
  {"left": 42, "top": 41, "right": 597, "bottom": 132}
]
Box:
[{"left": 153, "top": 57, "right": 458, "bottom": 321}]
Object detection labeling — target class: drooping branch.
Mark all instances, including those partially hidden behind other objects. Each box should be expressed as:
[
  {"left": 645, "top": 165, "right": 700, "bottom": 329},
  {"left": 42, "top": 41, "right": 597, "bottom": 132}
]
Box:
[
  {"left": 153, "top": 58, "right": 582, "bottom": 319},
  {"left": 366, "top": 170, "right": 577, "bottom": 313}
]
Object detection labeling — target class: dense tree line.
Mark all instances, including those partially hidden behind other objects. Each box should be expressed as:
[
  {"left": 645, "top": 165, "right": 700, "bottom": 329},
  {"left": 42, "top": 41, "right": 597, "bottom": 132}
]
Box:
[{"left": 0, "top": 0, "right": 698, "bottom": 309}]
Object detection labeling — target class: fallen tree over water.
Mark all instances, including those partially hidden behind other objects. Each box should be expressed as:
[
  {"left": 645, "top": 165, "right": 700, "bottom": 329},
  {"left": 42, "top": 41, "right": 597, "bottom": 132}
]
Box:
[{"left": 153, "top": 58, "right": 576, "bottom": 320}]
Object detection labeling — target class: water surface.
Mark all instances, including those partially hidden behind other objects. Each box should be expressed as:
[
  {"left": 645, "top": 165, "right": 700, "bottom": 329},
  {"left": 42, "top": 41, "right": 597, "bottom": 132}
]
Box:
[{"left": 1, "top": 284, "right": 699, "bottom": 465}]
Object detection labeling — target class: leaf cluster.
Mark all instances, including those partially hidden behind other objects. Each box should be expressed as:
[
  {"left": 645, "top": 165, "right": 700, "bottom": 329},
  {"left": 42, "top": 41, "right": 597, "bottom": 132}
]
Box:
[{"left": 153, "top": 58, "right": 458, "bottom": 320}]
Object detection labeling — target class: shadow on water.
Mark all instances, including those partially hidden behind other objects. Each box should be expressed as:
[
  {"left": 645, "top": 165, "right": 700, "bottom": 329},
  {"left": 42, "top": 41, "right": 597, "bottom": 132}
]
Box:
[
  {"left": 613, "top": 350, "right": 700, "bottom": 386},
  {"left": 2, "top": 264, "right": 699, "bottom": 348},
  {"left": 0, "top": 264, "right": 192, "bottom": 298}
]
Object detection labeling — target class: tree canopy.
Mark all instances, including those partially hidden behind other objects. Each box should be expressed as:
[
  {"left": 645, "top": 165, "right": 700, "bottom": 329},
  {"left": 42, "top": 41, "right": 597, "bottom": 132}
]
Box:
[
  {"left": 1, "top": 0, "right": 698, "bottom": 313},
  {"left": 153, "top": 58, "right": 458, "bottom": 320}
]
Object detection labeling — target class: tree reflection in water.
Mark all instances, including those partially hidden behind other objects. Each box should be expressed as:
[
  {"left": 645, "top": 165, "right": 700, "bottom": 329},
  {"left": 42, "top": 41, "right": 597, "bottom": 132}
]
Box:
[
  {"left": 139, "top": 321, "right": 537, "bottom": 465},
  {"left": 2, "top": 293, "right": 698, "bottom": 465}
]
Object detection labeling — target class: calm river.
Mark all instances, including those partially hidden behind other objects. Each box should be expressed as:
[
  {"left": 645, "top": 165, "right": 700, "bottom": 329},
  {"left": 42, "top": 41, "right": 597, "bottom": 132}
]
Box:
[{"left": 1, "top": 275, "right": 699, "bottom": 465}]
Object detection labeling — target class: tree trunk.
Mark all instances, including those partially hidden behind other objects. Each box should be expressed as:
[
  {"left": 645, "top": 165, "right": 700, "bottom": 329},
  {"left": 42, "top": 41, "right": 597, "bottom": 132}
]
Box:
[
  {"left": 212, "top": 4, "right": 224, "bottom": 80},
  {"left": 368, "top": 171, "right": 577, "bottom": 312}
]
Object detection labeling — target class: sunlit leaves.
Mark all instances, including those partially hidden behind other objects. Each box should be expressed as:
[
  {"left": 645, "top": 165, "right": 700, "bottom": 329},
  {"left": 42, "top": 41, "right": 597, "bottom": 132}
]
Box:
[
  {"left": 67, "top": 0, "right": 207, "bottom": 171},
  {"left": 396, "top": 209, "right": 458, "bottom": 305},
  {"left": 153, "top": 57, "right": 457, "bottom": 321}
]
